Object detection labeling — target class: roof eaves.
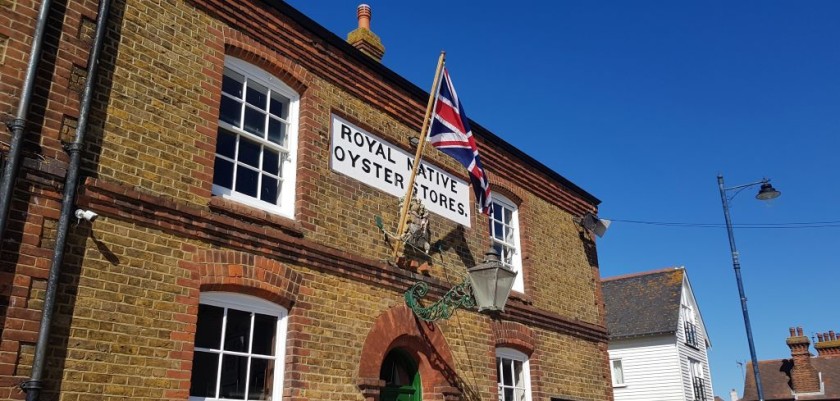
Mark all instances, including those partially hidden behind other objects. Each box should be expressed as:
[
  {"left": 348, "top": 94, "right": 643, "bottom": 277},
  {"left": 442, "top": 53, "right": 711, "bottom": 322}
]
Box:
[
  {"left": 610, "top": 330, "right": 677, "bottom": 341},
  {"left": 259, "top": 0, "right": 601, "bottom": 206}
]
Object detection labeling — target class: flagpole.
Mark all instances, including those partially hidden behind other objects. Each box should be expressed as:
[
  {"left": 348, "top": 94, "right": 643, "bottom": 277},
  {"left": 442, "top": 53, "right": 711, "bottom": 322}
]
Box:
[{"left": 392, "top": 51, "right": 446, "bottom": 261}]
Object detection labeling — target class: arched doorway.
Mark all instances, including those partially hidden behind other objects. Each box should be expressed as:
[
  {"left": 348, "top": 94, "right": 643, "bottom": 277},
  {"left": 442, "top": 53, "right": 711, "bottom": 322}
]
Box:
[
  {"left": 380, "top": 348, "right": 421, "bottom": 401},
  {"left": 357, "top": 305, "right": 462, "bottom": 401}
]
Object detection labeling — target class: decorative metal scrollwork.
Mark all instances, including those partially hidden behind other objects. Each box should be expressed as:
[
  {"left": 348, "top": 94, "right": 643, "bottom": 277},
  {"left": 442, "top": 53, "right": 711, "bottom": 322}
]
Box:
[{"left": 404, "top": 277, "right": 476, "bottom": 322}]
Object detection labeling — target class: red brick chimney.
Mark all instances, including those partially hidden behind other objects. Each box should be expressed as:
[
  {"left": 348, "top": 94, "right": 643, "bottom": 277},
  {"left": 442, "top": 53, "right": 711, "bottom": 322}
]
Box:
[
  {"left": 815, "top": 330, "right": 840, "bottom": 357},
  {"left": 346, "top": 4, "right": 385, "bottom": 61},
  {"left": 786, "top": 327, "right": 821, "bottom": 393}
]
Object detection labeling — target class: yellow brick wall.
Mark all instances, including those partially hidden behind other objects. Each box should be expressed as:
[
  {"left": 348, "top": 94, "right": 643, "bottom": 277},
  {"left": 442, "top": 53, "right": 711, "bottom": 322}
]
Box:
[
  {"left": 90, "top": 0, "right": 602, "bottom": 325},
  {"left": 1, "top": 0, "right": 611, "bottom": 400}
]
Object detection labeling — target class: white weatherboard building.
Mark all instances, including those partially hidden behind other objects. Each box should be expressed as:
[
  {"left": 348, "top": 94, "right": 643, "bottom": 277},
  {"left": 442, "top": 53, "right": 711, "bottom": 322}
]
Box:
[{"left": 602, "top": 267, "right": 714, "bottom": 401}]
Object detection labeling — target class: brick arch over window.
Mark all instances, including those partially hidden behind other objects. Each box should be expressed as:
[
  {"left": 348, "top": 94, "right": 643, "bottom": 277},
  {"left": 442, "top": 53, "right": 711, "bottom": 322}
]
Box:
[
  {"left": 492, "top": 320, "right": 535, "bottom": 356},
  {"left": 222, "top": 30, "right": 309, "bottom": 94},
  {"left": 192, "top": 250, "right": 300, "bottom": 309},
  {"left": 489, "top": 179, "right": 524, "bottom": 208},
  {"left": 357, "top": 305, "right": 462, "bottom": 401}
]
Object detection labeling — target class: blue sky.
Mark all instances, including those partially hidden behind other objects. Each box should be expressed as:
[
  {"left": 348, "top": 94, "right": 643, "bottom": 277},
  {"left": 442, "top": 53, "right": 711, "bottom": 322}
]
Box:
[{"left": 285, "top": 1, "right": 840, "bottom": 397}]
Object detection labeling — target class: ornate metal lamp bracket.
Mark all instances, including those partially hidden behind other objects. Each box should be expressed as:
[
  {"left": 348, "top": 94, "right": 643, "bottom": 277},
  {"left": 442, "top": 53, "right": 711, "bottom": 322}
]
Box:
[{"left": 404, "top": 277, "right": 475, "bottom": 322}]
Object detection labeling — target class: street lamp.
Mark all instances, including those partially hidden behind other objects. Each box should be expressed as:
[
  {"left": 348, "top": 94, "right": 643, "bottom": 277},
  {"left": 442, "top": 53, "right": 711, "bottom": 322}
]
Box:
[
  {"left": 718, "top": 175, "right": 781, "bottom": 401},
  {"left": 404, "top": 248, "right": 517, "bottom": 321}
]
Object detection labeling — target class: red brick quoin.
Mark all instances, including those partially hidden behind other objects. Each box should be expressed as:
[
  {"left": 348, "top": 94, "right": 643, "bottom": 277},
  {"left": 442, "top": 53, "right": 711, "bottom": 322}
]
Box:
[{"left": 357, "top": 305, "right": 462, "bottom": 401}]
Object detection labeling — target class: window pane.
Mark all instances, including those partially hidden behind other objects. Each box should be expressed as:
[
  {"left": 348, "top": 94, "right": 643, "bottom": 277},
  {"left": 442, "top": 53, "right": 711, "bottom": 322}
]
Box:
[
  {"left": 494, "top": 222, "right": 504, "bottom": 240},
  {"left": 515, "top": 388, "right": 526, "bottom": 401},
  {"left": 503, "top": 207, "right": 512, "bottom": 224},
  {"left": 243, "top": 107, "right": 266, "bottom": 137},
  {"left": 219, "top": 354, "right": 248, "bottom": 400},
  {"left": 270, "top": 93, "right": 288, "bottom": 119},
  {"left": 504, "top": 388, "right": 514, "bottom": 401},
  {"left": 222, "top": 68, "right": 244, "bottom": 97},
  {"left": 213, "top": 158, "right": 234, "bottom": 190},
  {"left": 246, "top": 81, "right": 268, "bottom": 110},
  {"left": 195, "top": 304, "right": 224, "bottom": 349},
  {"left": 236, "top": 167, "right": 259, "bottom": 197},
  {"left": 267, "top": 118, "right": 286, "bottom": 146},
  {"left": 503, "top": 359, "right": 513, "bottom": 386},
  {"left": 503, "top": 246, "right": 514, "bottom": 266},
  {"left": 505, "top": 226, "right": 516, "bottom": 243},
  {"left": 260, "top": 175, "right": 279, "bottom": 204},
  {"left": 189, "top": 351, "right": 219, "bottom": 397},
  {"left": 514, "top": 361, "right": 523, "bottom": 386},
  {"left": 493, "top": 203, "right": 503, "bottom": 221},
  {"left": 613, "top": 360, "right": 624, "bottom": 384},
  {"left": 219, "top": 96, "right": 242, "bottom": 127},
  {"left": 224, "top": 309, "right": 251, "bottom": 352},
  {"left": 216, "top": 129, "right": 236, "bottom": 159},
  {"left": 248, "top": 358, "right": 272, "bottom": 400},
  {"left": 238, "top": 138, "right": 261, "bottom": 168},
  {"left": 262, "top": 149, "right": 279, "bottom": 176},
  {"left": 252, "top": 313, "right": 277, "bottom": 356}
]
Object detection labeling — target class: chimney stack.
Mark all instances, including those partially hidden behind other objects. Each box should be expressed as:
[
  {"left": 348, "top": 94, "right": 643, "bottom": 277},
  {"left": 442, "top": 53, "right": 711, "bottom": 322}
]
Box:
[
  {"left": 815, "top": 329, "right": 840, "bottom": 357},
  {"left": 786, "top": 326, "right": 821, "bottom": 394},
  {"left": 346, "top": 4, "right": 385, "bottom": 61}
]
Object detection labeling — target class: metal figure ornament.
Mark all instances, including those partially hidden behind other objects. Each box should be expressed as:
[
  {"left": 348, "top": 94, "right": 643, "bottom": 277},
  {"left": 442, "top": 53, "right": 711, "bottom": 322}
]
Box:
[{"left": 400, "top": 195, "right": 431, "bottom": 254}]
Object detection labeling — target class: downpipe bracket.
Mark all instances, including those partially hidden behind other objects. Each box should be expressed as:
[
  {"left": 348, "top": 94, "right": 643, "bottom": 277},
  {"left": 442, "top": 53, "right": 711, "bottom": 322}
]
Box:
[
  {"left": 19, "top": 379, "right": 42, "bottom": 391},
  {"left": 63, "top": 142, "right": 83, "bottom": 153},
  {"left": 5, "top": 118, "right": 25, "bottom": 132}
]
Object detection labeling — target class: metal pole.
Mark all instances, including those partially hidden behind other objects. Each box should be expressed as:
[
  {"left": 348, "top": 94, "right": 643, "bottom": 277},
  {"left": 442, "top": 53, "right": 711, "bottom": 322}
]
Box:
[
  {"left": 718, "top": 175, "right": 764, "bottom": 401},
  {"left": 20, "top": 1, "right": 111, "bottom": 400},
  {"left": 0, "top": 0, "right": 54, "bottom": 243}
]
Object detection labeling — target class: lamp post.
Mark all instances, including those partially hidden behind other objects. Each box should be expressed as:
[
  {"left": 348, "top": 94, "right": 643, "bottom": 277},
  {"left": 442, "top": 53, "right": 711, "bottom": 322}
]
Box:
[{"left": 717, "top": 175, "right": 781, "bottom": 401}]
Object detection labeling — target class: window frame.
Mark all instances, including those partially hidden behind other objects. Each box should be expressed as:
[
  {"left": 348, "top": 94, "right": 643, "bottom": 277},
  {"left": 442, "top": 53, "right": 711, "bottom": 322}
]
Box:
[
  {"left": 189, "top": 292, "right": 289, "bottom": 401},
  {"left": 610, "top": 359, "right": 625, "bottom": 387},
  {"left": 496, "top": 347, "right": 532, "bottom": 401},
  {"left": 682, "top": 303, "right": 699, "bottom": 348},
  {"left": 212, "top": 56, "right": 299, "bottom": 219},
  {"left": 689, "top": 358, "right": 707, "bottom": 401},
  {"left": 489, "top": 194, "right": 524, "bottom": 293}
]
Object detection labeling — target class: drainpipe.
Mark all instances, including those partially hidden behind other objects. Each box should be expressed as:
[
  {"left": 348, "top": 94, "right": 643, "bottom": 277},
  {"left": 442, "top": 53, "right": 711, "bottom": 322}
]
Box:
[
  {"left": 19, "top": 1, "right": 111, "bottom": 400},
  {"left": 0, "top": 0, "right": 54, "bottom": 243}
]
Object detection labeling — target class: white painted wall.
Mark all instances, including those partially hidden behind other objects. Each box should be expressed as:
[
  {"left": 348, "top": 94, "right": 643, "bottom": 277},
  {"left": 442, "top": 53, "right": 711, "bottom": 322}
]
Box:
[
  {"left": 678, "top": 277, "right": 715, "bottom": 400},
  {"left": 609, "top": 335, "right": 686, "bottom": 401}
]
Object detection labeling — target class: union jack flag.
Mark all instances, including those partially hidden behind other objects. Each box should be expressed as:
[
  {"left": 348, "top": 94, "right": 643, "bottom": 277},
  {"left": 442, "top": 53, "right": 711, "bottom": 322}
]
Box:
[{"left": 429, "top": 68, "right": 492, "bottom": 215}]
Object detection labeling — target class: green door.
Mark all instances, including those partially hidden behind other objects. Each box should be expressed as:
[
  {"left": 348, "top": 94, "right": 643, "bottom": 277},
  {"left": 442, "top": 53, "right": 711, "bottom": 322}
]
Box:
[{"left": 379, "top": 349, "right": 421, "bottom": 401}]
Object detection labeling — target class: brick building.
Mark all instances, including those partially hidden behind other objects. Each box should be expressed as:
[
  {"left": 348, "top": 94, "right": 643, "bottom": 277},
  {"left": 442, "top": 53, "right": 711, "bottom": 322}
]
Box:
[
  {"left": 742, "top": 327, "right": 840, "bottom": 401},
  {"left": 0, "top": 1, "right": 612, "bottom": 401}
]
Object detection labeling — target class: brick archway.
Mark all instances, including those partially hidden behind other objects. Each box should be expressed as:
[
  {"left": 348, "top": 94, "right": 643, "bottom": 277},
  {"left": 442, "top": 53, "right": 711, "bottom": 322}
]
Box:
[
  {"left": 492, "top": 320, "right": 535, "bottom": 356},
  {"left": 191, "top": 250, "right": 300, "bottom": 308},
  {"left": 357, "top": 305, "right": 461, "bottom": 401}
]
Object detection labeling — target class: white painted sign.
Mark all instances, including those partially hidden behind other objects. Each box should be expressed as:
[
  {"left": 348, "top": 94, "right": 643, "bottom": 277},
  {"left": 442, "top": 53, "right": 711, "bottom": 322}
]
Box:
[{"left": 330, "top": 114, "right": 471, "bottom": 226}]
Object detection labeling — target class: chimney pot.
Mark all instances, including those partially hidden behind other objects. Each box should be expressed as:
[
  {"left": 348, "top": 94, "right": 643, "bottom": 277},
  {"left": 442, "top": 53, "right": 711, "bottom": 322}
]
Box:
[
  {"left": 831, "top": 330, "right": 836, "bottom": 341},
  {"left": 357, "top": 4, "right": 371, "bottom": 30},
  {"left": 798, "top": 327, "right": 804, "bottom": 336},
  {"left": 818, "top": 333, "right": 824, "bottom": 342},
  {"left": 790, "top": 327, "right": 797, "bottom": 337}
]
